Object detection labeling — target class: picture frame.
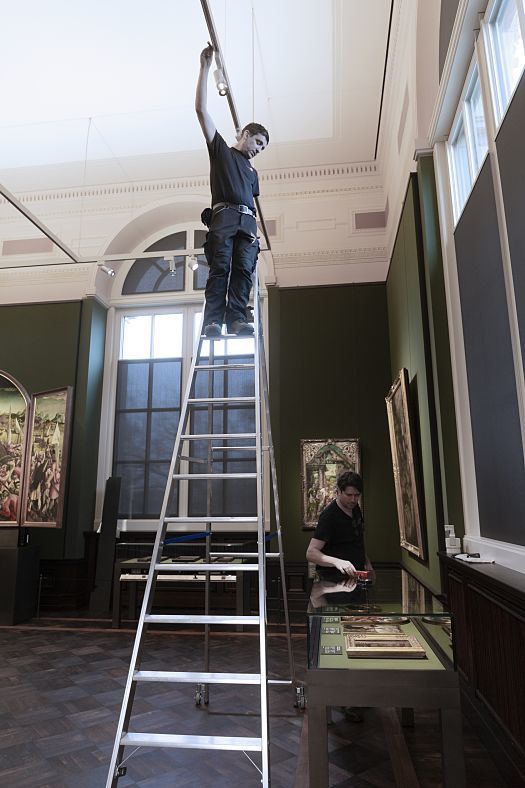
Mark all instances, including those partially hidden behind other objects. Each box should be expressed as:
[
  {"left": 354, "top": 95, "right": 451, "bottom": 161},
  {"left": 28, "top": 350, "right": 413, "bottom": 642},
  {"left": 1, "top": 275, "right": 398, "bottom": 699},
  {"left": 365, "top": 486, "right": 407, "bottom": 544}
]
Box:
[
  {"left": 300, "top": 438, "right": 361, "bottom": 529},
  {"left": 401, "top": 569, "right": 426, "bottom": 613},
  {"left": 385, "top": 369, "right": 425, "bottom": 559},
  {"left": 0, "top": 371, "right": 31, "bottom": 525},
  {"left": 22, "top": 387, "right": 73, "bottom": 528},
  {"left": 345, "top": 632, "right": 426, "bottom": 659}
]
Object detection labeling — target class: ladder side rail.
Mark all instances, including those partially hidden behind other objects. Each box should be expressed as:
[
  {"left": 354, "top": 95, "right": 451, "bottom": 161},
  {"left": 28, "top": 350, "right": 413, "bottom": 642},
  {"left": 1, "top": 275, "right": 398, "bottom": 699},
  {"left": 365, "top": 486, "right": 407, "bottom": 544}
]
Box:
[
  {"left": 106, "top": 312, "right": 206, "bottom": 787},
  {"left": 253, "top": 275, "right": 271, "bottom": 787},
  {"left": 257, "top": 292, "right": 297, "bottom": 688}
]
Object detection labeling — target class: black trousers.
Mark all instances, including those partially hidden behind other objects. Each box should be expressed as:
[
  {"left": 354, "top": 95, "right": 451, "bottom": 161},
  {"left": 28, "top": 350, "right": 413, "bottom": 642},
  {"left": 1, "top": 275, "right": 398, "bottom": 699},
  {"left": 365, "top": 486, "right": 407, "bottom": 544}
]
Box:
[{"left": 203, "top": 206, "right": 259, "bottom": 328}]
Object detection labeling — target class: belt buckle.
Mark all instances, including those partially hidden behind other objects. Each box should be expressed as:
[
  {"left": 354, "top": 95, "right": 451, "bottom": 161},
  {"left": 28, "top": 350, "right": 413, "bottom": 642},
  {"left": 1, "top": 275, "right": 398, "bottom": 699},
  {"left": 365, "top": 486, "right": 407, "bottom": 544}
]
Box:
[{"left": 239, "top": 204, "right": 248, "bottom": 215}]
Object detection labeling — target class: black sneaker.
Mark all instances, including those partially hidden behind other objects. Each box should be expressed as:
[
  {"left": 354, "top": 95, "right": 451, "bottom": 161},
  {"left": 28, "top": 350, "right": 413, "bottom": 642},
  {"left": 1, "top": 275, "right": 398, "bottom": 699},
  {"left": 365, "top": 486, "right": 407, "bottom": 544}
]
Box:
[
  {"left": 228, "top": 319, "right": 254, "bottom": 336},
  {"left": 204, "top": 322, "right": 222, "bottom": 337}
]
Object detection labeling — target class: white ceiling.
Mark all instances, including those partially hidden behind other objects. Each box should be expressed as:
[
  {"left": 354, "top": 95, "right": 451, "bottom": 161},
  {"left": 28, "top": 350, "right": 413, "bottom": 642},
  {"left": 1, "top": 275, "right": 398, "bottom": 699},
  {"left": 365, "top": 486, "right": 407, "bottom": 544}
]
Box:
[{"left": 0, "top": 0, "right": 392, "bottom": 186}]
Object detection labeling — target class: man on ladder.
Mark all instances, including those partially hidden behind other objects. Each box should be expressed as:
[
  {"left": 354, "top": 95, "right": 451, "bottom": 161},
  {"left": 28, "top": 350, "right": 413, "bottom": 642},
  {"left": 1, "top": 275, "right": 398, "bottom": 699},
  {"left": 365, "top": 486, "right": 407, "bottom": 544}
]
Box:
[{"left": 196, "top": 42, "right": 269, "bottom": 337}]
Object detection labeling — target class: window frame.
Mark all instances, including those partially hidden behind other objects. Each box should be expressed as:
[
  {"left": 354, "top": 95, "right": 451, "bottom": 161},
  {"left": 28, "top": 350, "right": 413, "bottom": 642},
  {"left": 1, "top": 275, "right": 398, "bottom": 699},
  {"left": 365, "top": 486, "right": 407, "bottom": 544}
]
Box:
[
  {"left": 95, "top": 223, "right": 269, "bottom": 534},
  {"left": 484, "top": 0, "right": 525, "bottom": 129},
  {"left": 447, "top": 58, "right": 489, "bottom": 224}
]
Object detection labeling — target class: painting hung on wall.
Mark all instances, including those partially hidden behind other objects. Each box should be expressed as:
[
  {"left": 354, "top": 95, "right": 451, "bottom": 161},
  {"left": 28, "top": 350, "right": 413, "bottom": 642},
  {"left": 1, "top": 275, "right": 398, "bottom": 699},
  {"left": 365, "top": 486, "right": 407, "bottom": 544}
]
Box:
[
  {"left": 23, "top": 387, "right": 73, "bottom": 528},
  {"left": 301, "top": 438, "right": 361, "bottom": 529},
  {"left": 0, "top": 371, "right": 30, "bottom": 524},
  {"left": 385, "top": 368, "right": 425, "bottom": 559}
]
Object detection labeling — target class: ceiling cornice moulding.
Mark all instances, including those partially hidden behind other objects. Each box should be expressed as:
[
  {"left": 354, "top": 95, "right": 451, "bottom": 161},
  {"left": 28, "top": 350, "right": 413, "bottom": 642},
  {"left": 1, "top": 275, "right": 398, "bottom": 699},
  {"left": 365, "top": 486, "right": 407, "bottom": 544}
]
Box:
[{"left": 0, "top": 161, "right": 380, "bottom": 208}]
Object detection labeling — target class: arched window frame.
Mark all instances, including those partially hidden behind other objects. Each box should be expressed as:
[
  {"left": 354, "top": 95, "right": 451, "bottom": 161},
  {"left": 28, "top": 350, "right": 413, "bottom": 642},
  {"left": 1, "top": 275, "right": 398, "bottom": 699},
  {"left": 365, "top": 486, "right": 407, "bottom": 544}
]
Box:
[{"left": 95, "top": 221, "right": 269, "bottom": 534}]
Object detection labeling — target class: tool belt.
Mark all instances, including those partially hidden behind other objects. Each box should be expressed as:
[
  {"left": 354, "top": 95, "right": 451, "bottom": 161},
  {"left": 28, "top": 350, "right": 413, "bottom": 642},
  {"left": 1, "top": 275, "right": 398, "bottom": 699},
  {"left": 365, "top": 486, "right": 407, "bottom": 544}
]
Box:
[{"left": 212, "top": 202, "right": 256, "bottom": 218}]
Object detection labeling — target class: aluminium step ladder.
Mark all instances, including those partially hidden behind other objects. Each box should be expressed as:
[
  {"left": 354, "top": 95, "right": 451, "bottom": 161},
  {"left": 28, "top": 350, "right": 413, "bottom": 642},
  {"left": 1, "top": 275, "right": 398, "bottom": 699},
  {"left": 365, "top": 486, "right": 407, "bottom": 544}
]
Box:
[{"left": 106, "top": 276, "right": 300, "bottom": 788}]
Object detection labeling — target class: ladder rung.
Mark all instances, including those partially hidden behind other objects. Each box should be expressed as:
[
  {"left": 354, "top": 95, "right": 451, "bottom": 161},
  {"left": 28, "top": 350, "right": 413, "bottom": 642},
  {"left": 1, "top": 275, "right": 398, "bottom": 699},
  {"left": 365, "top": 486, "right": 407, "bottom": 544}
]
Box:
[
  {"left": 196, "top": 364, "right": 255, "bottom": 371},
  {"left": 188, "top": 397, "right": 256, "bottom": 405},
  {"left": 134, "top": 670, "right": 261, "bottom": 684},
  {"left": 120, "top": 732, "right": 262, "bottom": 752},
  {"left": 154, "top": 562, "right": 258, "bottom": 572},
  {"left": 173, "top": 473, "right": 257, "bottom": 480},
  {"left": 164, "top": 516, "right": 258, "bottom": 523},
  {"left": 209, "top": 551, "right": 279, "bottom": 558},
  {"left": 144, "top": 614, "right": 260, "bottom": 625},
  {"left": 181, "top": 433, "right": 257, "bottom": 440},
  {"left": 211, "top": 446, "right": 256, "bottom": 451}
]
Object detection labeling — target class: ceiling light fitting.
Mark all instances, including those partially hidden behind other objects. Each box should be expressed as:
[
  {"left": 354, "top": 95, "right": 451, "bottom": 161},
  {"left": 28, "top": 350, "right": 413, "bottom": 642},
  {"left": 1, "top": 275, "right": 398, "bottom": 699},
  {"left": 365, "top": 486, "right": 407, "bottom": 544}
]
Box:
[
  {"left": 98, "top": 263, "right": 115, "bottom": 277},
  {"left": 165, "top": 256, "right": 177, "bottom": 276},
  {"left": 214, "top": 68, "right": 228, "bottom": 96},
  {"left": 187, "top": 255, "right": 199, "bottom": 272}
]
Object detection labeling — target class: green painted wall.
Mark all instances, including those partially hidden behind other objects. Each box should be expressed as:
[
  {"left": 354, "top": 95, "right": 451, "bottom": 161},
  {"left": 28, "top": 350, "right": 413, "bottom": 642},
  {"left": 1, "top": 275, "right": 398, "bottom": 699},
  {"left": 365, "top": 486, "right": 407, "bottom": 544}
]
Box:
[
  {"left": 268, "top": 283, "right": 399, "bottom": 564},
  {"left": 417, "top": 156, "right": 464, "bottom": 538},
  {"left": 65, "top": 299, "right": 107, "bottom": 557},
  {"left": 0, "top": 299, "right": 107, "bottom": 560},
  {"left": 386, "top": 175, "right": 444, "bottom": 593}
]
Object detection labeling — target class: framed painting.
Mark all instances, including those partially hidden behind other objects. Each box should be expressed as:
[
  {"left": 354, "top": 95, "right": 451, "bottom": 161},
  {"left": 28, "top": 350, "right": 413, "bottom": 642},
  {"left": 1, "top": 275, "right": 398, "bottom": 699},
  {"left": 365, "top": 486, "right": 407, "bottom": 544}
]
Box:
[
  {"left": 301, "top": 438, "right": 360, "bottom": 529},
  {"left": 22, "top": 387, "right": 73, "bottom": 528},
  {"left": 0, "top": 371, "right": 30, "bottom": 525},
  {"left": 385, "top": 368, "right": 425, "bottom": 558}
]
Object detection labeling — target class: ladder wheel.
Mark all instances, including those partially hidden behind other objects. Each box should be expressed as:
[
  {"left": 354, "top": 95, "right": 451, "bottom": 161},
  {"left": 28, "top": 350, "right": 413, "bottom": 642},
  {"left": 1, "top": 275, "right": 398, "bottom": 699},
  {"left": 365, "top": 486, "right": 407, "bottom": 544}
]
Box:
[{"left": 295, "top": 684, "right": 307, "bottom": 710}]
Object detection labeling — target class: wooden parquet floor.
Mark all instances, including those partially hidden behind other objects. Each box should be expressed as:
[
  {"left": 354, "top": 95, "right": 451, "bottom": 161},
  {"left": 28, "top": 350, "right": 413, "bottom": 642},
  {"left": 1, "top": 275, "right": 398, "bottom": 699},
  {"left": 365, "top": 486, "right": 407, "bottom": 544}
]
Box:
[{"left": 0, "top": 623, "right": 514, "bottom": 787}]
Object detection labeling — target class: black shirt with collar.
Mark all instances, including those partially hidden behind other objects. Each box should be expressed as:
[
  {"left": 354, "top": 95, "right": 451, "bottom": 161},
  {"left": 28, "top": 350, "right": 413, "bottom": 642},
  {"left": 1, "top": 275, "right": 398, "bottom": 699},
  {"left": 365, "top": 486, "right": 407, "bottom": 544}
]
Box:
[{"left": 207, "top": 131, "right": 259, "bottom": 210}]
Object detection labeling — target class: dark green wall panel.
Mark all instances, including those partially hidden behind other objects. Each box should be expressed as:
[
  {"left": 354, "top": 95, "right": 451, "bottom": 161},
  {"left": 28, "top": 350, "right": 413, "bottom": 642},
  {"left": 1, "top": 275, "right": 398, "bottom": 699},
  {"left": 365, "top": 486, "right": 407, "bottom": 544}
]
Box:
[
  {"left": 417, "top": 156, "right": 464, "bottom": 538},
  {"left": 65, "top": 299, "right": 107, "bottom": 557},
  {"left": 386, "top": 176, "right": 443, "bottom": 593},
  {"left": 0, "top": 302, "right": 81, "bottom": 557},
  {"left": 0, "top": 299, "right": 107, "bottom": 560},
  {"left": 268, "top": 283, "right": 399, "bottom": 564}
]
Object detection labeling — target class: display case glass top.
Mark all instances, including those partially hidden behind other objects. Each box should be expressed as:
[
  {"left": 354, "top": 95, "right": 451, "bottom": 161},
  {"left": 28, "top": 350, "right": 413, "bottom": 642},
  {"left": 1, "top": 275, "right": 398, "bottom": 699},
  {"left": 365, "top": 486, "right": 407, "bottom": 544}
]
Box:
[{"left": 307, "top": 568, "right": 454, "bottom": 669}]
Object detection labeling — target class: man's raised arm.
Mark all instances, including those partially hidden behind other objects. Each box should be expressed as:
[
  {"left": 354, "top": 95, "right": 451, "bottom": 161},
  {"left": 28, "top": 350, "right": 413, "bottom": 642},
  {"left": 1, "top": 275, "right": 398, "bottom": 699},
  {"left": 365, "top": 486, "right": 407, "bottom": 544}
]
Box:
[{"left": 195, "top": 43, "right": 216, "bottom": 144}]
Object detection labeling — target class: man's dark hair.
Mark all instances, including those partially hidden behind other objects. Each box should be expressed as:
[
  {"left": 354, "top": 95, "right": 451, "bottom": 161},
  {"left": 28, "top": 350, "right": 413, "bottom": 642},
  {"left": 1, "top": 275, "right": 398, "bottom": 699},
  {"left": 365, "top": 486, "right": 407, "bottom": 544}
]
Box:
[
  {"left": 336, "top": 471, "right": 363, "bottom": 493},
  {"left": 242, "top": 122, "right": 269, "bottom": 145}
]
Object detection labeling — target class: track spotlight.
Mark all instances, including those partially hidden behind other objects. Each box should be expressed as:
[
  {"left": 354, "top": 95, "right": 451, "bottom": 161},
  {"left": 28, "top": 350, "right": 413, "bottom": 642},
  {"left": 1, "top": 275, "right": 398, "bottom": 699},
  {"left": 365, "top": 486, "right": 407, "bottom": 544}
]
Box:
[
  {"left": 187, "top": 255, "right": 199, "bottom": 272},
  {"left": 98, "top": 263, "right": 115, "bottom": 277},
  {"left": 214, "top": 68, "right": 228, "bottom": 96},
  {"left": 164, "top": 256, "right": 177, "bottom": 276}
]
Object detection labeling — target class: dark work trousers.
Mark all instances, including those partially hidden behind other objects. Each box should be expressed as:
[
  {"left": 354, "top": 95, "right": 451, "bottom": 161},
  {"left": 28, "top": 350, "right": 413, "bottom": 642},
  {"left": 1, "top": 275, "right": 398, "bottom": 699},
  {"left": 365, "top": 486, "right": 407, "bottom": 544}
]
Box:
[{"left": 203, "top": 206, "right": 259, "bottom": 328}]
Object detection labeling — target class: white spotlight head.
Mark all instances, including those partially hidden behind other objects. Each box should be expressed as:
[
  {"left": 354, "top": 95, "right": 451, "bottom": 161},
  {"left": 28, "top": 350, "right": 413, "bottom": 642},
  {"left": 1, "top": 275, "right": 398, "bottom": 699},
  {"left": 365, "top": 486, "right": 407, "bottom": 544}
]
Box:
[
  {"left": 187, "top": 255, "right": 199, "bottom": 272},
  {"left": 214, "top": 68, "right": 228, "bottom": 96},
  {"left": 165, "top": 256, "right": 177, "bottom": 276},
  {"left": 98, "top": 263, "right": 115, "bottom": 277}
]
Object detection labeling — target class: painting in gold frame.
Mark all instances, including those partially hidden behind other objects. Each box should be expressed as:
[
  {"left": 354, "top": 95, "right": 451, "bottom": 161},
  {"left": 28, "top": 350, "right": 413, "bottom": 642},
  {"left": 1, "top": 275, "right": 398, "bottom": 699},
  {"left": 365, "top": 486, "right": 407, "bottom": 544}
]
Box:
[
  {"left": 300, "top": 438, "right": 361, "bottom": 529},
  {"left": 22, "top": 387, "right": 73, "bottom": 528},
  {"left": 385, "top": 369, "right": 425, "bottom": 559},
  {"left": 0, "top": 371, "right": 30, "bottom": 525}
]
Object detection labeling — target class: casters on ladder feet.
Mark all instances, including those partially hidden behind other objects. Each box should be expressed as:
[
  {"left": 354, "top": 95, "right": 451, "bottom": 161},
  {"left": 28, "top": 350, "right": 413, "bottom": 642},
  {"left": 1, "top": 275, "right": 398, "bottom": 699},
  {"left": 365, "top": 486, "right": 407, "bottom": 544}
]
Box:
[
  {"left": 195, "top": 683, "right": 209, "bottom": 706},
  {"left": 295, "top": 683, "right": 307, "bottom": 710}
]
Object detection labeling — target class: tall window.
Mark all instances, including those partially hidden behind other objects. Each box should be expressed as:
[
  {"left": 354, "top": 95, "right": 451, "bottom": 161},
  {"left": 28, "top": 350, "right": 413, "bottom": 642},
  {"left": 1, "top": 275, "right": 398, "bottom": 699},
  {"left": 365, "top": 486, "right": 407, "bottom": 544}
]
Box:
[
  {"left": 113, "top": 312, "right": 183, "bottom": 518},
  {"left": 486, "top": 0, "right": 525, "bottom": 126},
  {"left": 109, "top": 228, "right": 259, "bottom": 522},
  {"left": 448, "top": 64, "right": 489, "bottom": 222}
]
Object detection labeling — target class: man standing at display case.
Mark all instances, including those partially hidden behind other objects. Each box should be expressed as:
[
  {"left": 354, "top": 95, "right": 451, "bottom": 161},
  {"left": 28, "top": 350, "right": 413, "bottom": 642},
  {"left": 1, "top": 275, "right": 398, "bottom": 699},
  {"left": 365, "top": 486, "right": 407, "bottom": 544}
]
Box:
[
  {"left": 195, "top": 42, "right": 269, "bottom": 337},
  {"left": 306, "top": 470, "right": 373, "bottom": 580}
]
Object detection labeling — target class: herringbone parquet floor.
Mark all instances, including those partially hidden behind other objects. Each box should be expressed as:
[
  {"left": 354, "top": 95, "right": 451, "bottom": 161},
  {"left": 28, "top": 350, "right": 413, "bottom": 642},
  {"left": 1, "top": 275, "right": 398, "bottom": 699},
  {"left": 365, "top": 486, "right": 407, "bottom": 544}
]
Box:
[{"left": 0, "top": 623, "right": 513, "bottom": 787}]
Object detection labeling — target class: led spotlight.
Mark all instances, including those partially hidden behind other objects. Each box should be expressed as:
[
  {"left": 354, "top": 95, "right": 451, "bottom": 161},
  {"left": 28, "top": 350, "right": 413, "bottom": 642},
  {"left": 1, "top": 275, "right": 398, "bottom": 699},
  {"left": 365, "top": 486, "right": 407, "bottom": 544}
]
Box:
[
  {"left": 99, "top": 264, "right": 115, "bottom": 277},
  {"left": 187, "top": 255, "right": 199, "bottom": 272},
  {"left": 214, "top": 68, "right": 228, "bottom": 96},
  {"left": 165, "top": 256, "right": 177, "bottom": 276}
]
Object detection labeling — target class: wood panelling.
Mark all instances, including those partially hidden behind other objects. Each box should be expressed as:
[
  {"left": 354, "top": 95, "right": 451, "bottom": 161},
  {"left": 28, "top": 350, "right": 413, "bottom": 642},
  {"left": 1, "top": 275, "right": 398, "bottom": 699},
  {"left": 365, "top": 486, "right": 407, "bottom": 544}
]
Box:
[
  {"left": 469, "top": 587, "right": 525, "bottom": 749},
  {"left": 441, "top": 554, "right": 525, "bottom": 784}
]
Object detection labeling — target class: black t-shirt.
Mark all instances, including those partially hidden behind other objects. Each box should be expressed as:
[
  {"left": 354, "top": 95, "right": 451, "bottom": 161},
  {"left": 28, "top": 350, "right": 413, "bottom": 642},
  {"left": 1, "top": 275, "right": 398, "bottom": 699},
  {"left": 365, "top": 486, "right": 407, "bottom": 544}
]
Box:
[
  {"left": 313, "top": 499, "right": 366, "bottom": 579},
  {"left": 207, "top": 131, "right": 259, "bottom": 209}
]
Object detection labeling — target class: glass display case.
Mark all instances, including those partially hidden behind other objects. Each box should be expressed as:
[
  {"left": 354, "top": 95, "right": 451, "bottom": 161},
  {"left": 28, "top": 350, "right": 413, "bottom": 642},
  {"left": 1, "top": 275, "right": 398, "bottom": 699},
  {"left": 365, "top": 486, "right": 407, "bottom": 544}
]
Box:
[
  {"left": 306, "top": 568, "right": 464, "bottom": 787},
  {"left": 308, "top": 568, "right": 454, "bottom": 669}
]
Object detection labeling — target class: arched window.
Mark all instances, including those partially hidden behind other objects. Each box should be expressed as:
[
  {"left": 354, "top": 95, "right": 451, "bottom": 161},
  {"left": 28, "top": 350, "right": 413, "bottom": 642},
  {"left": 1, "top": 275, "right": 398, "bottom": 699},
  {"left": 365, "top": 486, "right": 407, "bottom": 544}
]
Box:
[
  {"left": 122, "top": 230, "right": 208, "bottom": 295},
  {"left": 106, "top": 226, "right": 257, "bottom": 525}
]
